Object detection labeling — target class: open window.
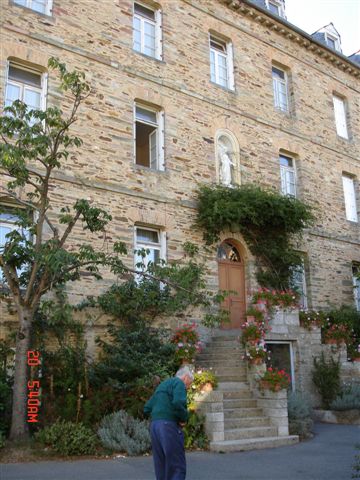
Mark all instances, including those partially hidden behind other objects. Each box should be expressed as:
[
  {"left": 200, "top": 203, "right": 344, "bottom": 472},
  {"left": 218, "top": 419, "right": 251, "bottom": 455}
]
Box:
[
  {"left": 5, "top": 61, "right": 46, "bottom": 111},
  {"left": 134, "top": 103, "right": 164, "bottom": 170}
]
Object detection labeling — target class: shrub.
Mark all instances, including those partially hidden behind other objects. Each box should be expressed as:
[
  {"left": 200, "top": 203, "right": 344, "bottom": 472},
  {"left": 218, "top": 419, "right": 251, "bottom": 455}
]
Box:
[
  {"left": 312, "top": 353, "right": 340, "bottom": 409},
  {"left": 287, "top": 391, "right": 313, "bottom": 440},
  {"left": 35, "top": 420, "right": 98, "bottom": 456},
  {"left": 98, "top": 410, "right": 150, "bottom": 456},
  {"left": 91, "top": 321, "right": 177, "bottom": 419},
  {"left": 330, "top": 384, "right": 360, "bottom": 411},
  {"left": 183, "top": 411, "right": 208, "bottom": 450}
]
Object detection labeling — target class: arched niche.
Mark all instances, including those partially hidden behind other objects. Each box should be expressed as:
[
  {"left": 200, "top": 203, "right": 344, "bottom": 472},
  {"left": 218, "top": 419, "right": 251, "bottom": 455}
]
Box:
[{"left": 215, "top": 129, "right": 240, "bottom": 187}]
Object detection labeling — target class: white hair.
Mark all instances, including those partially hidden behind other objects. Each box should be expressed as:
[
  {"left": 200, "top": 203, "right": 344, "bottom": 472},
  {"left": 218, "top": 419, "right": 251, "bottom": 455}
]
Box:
[{"left": 176, "top": 365, "right": 194, "bottom": 381}]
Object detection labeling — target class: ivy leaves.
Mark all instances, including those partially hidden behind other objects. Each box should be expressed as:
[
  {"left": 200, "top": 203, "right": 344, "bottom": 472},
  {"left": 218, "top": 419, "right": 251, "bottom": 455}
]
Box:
[{"left": 196, "top": 184, "right": 315, "bottom": 289}]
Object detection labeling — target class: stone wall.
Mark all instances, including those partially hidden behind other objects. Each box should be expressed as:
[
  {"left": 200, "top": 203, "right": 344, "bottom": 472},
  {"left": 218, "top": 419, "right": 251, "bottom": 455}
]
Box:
[{"left": 0, "top": 0, "right": 359, "bottom": 339}]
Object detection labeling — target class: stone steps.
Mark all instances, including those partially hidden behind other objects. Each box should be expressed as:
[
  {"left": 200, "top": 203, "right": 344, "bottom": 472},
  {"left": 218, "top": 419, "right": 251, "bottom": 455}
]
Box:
[
  {"left": 217, "top": 381, "right": 251, "bottom": 392},
  {"left": 223, "top": 398, "right": 258, "bottom": 408},
  {"left": 223, "top": 407, "right": 263, "bottom": 418},
  {"left": 224, "top": 426, "right": 278, "bottom": 441},
  {"left": 208, "top": 367, "right": 247, "bottom": 376},
  {"left": 224, "top": 416, "right": 270, "bottom": 429},
  {"left": 216, "top": 374, "right": 247, "bottom": 382},
  {"left": 210, "top": 435, "right": 299, "bottom": 453}
]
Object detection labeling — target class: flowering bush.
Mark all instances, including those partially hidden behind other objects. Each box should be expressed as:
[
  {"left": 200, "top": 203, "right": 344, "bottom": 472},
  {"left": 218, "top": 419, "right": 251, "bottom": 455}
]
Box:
[
  {"left": 259, "top": 367, "right": 291, "bottom": 392},
  {"left": 188, "top": 369, "right": 218, "bottom": 410},
  {"left": 299, "top": 309, "right": 328, "bottom": 330},
  {"left": 171, "top": 323, "right": 202, "bottom": 364},
  {"left": 323, "top": 323, "right": 352, "bottom": 345},
  {"left": 253, "top": 288, "right": 299, "bottom": 309},
  {"left": 243, "top": 341, "right": 270, "bottom": 364}
]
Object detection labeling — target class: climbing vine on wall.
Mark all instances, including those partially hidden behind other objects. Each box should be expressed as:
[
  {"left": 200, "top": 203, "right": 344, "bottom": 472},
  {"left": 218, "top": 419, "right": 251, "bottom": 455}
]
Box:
[{"left": 195, "top": 184, "right": 315, "bottom": 290}]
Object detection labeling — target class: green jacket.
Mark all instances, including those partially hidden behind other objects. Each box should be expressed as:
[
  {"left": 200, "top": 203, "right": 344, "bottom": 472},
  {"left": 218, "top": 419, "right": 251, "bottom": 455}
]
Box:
[{"left": 144, "top": 377, "right": 188, "bottom": 423}]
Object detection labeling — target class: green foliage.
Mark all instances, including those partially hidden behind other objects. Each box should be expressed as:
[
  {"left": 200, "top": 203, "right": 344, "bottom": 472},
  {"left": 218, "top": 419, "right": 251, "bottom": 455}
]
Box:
[
  {"left": 98, "top": 410, "right": 150, "bottom": 456},
  {"left": 330, "top": 384, "right": 360, "bottom": 411},
  {"left": 187, "top": 369, "right": 218, "bottom": 410},
  {"left": 32, "top": 289, "right": 89, "bottom": 425},
  {"left": 195, "top": 184, "right": 314, "bottom": 289},
  {"left": 287, "top": 391, "right": 313, "bottom": 440},
  {"left": 35, "top": 420, "right": 98, "bottom": 456},
  {"left": 0, "top": 431, "right": 4, "bottom": 449},
  {"left": 183, "top": 411, "right": 208, "bottom": 450},
  {"left": 90, "top": 321, "right": 177, "bottom": 419},
  {"left": 312, "top": 353, "right": 341, "bottom": 409},
  {"left": 327, "top": 306, "right": 360, "bottom": 358}
]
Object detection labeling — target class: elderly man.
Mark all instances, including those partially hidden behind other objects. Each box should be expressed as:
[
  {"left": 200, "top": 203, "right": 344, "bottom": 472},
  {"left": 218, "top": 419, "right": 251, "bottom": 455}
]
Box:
[{"left": 144, "top": 365, "right": 194, "bottom": 480}]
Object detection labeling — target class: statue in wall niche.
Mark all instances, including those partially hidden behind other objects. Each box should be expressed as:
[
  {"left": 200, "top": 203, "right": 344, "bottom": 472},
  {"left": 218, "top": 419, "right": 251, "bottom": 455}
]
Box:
[{"left": 218, "top": 138, "right": 235, "bottom": 186}]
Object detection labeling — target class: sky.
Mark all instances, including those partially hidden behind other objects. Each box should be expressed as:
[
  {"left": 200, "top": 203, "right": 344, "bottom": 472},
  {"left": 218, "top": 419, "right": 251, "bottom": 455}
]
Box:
[{"left": 285, "top": 0, "right": 360, "bottom": 57}]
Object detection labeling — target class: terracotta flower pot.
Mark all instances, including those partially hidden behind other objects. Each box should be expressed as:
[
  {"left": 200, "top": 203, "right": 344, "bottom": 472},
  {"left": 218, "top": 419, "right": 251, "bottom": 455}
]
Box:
[
  {"left": 352, "top": 357, "right": 360, "bottom": 363},
  {"left": 251, "top": 357, "right": 264, "bottom": 365},
  {"left": 325, "top": 338, "right": 345, "bottom": 346},
  {"left": 200, "top": 382, "right": 213, "bottom": 393}
]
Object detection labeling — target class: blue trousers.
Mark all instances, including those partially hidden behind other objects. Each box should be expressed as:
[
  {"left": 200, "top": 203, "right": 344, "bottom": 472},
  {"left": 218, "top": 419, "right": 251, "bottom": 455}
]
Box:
[{"left": 150, "top": 420, "right": 186, "bottom": 480}]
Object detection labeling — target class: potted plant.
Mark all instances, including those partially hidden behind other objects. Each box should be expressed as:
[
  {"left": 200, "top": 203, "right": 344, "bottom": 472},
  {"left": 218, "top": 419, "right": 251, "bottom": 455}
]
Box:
[
  {"left": 171, "top": 323, "right": 202, "bottom": 365},
  {"left": 299, "top": 309, "right": 328, "bottom": 330},
  {"left": 258, "top": 367, "right": 291, "bottom": 392},
  {"left": 323, "top": 323, "right": 352, "bottom": 346},
  {"left": 243, "top": 341, "right": 270, "bottom": 365}
]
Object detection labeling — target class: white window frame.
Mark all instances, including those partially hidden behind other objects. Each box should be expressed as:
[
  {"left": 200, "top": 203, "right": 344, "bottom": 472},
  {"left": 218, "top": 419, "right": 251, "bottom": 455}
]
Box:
[
  {"left": 272, "top": 66, "right": 289, "bottom": 113},
  {"left": 5, "top": 61, "right": 47, "bottom": 112},
  {"left": 134, "top": 102, "right": 164, "bottom": 171},
  {"left": 325, "top": 32, "right": 340, "bottom": 51},
  {"left": 209, "top": 34, "right": 234, "bottom": 91},
  {"left": 333, "top": 95, "right": 349, "bottom": 139},
  {"left": 133, "top": 2, "right": 162, "bottom": 60},
  {"left": 291, "top": 262, "right": 308, "bottom": 310},
  {"left": 342, "top": 174, "right": 358, "bottom": 222},
  {"left": 13, "top": 0, "right": 52, "bottom": 16},
  {"left": 134, "top": 226, "right": 166, "bottom": 272},
  {"left": 266, "top": 0, "right": 285, "bottom": 18},
  {"left": 265, "top": 341, "right": 296, "bottom": 391},
  {"left": 352, "top": 264, "right": 360, "bottom": 312},
  {"left": 279, "top": 154, "right": 296, "bottom": 197}
]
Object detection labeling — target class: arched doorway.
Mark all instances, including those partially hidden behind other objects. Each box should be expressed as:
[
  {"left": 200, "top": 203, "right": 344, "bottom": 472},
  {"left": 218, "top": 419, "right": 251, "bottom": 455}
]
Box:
[{"left": 217, "top": 240, "right": 246, "bottom": 329}]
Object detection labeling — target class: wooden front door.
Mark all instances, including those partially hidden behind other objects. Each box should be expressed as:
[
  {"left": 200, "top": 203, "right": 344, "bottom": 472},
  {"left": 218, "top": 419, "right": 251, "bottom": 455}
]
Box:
[{"left": 218, "top": 241, "right": 246, "bottom": 329}]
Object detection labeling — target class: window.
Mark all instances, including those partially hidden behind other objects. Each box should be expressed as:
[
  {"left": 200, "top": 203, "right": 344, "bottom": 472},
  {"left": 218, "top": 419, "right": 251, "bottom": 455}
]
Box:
[
  {"left": 0, "top": 208, "right": 29, "bottom": 282},
  {"left": 353, "top": 264, "right": 360, "bottom": 312},
  {"left": 266, "top": 0, "right": 285, "bottom": 18},
  {"left": 279, "top": 154, "right": 296, "bottom": 197},
  {"left": 268, "top": 2, "right": 280, "bottom": 15},
  {"left": 209, "top": 35, "right": 234, "bottom": 90},
  {"left": 333, "top": 95, "right": 349, "bottom": 139},
  {"left": 342, "top": 174, "right": 358, "bottom": 222},
  {"left": 272, "top": 66, "right": 289, "bottom": 112},
  {"left": 134, "top": 226, "right": 165, "bottom": 271},
  {"left": 134, "top": 103, "right": 164, "bottom": 170},
  {"left": 13, "top": 0, "right": 52, "bottom": 15},
  {"left": 133, "top": 2, "right": 162, "bottom": 60},
  {"left": 325, "top": 33, "right": 340, "bottom": 51},
  {"left": 5, "top": 62, "right": 46, "bottom": 112},
  {"left": 291, "top": 262, "right": 308, "bottom": 310}
]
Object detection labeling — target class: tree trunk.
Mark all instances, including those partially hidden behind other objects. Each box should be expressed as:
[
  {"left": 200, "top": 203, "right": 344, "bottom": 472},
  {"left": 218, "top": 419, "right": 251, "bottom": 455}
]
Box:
[{"left": 9, "top": 307, "right": 33, "bottom": 441}]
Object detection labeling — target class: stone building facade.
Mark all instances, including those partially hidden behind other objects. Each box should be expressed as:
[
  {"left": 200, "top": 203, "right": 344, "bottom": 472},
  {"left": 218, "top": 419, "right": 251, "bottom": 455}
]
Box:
[{"left": 1, "top": 0, "right": 360, "bottom": 401}]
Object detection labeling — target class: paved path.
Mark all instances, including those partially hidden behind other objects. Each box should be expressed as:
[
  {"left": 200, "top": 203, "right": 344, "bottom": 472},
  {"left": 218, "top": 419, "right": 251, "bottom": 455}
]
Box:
[{"left": 2, "top": 423, "right": 359, "bottom": 480}]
